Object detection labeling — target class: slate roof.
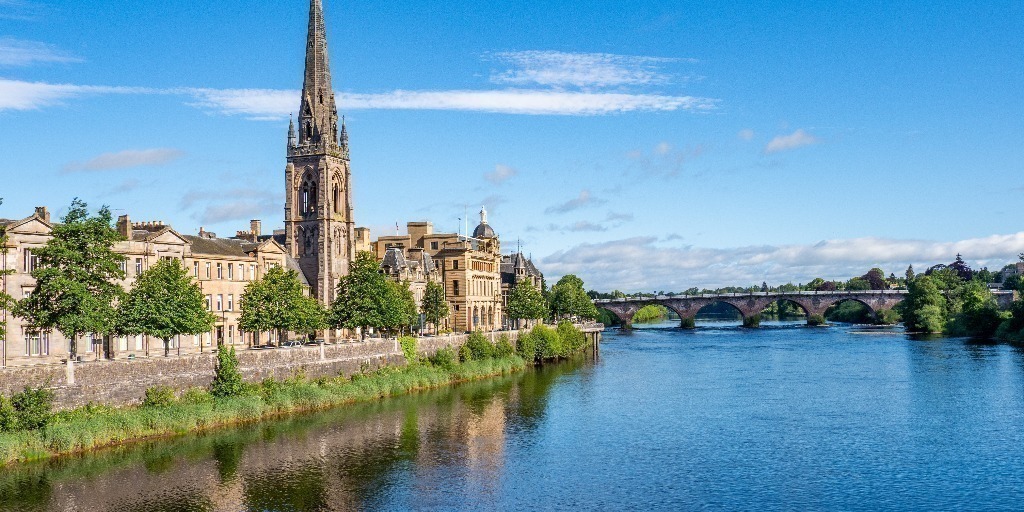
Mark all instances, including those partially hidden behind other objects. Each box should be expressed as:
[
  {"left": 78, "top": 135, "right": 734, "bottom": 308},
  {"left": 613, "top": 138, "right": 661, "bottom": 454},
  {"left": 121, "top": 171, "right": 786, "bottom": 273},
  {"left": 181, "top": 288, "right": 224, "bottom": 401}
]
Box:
[
  {"left": 285, "top": 256, "right": 310, "bottom": 286},
  {"left": 473, "top": 222, "right": 496, "bottom": 239},
  {"left": 182, "top": 235, "right": 253, "bottom": 258}
]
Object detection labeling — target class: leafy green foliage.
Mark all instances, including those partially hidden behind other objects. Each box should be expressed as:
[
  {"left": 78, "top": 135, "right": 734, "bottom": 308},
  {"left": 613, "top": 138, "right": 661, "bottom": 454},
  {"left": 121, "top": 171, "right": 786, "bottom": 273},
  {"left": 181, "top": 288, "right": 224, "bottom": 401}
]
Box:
[
  {"left": 495, "top": 334, "right": 515, "bottom": 358},
  {"left": 807, "top": 314, "right": 827, "bottom": 326},
  {"left": 421, "top": 281, "right": 450, "bottom": 333},
  {"left": 465, "top": 331, "right": 495, "bottom": 360},
  {"left": 427, "top": 347, "right": 457, "bottom": 371},
  {"left": 10, "top": 387, "right": 54, "bottom": 431},
  {"left": 240, "top": 266, "right": 324, "bottom": 344},
  {"left": 742, "top": 314, "right": 761, "bottom": 328},
  {"left": 549, "top": 274, "right": 598, "bottom": 321},
  {"left": 0, "top": 396, "right": 16, "bottom": 432},
  {"left": 633, "top": 304, "right": 669, "bottom": 323},
  {"left": 210, "top": 345, "right": 245, "bottom": 398},
  {"left": 142, "top": 386, "right": 177, "bottom": 408},
  {"left": 947, "top": 282, "right": 1005, "bottom": 338},
  {"left": 117, "top": 259, "right": 216, "bottom": 356},
  {"left": 399, "top": 336, "right": 418, "bottom": 364},
  {"left": 458, "top": 344, "right": 473, "bottom": 363},
  {"left": 16, "top": 199, "right": 126, "bottom": 358},
  {"left": 899, "top": 275, "right": 947, "bottom": 333},
  {"left": 331, "top": 252, "right": 413, "bottom": 336},
  {"left": 515, "top": 331, "right": 537, "bottom": 362},
  {"left": 506, "top": 280, "right": 547, "bottom": 322}
]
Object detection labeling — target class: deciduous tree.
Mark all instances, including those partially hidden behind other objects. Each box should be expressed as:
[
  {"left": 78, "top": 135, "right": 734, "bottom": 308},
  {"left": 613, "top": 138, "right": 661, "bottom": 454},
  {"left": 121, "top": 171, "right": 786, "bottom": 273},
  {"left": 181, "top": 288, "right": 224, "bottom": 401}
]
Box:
[
  {"left": 507, "top": 279, "right": 547, "bottom": 327},
  {"left": 239, "top": 266, "right": 318, "bottom": 346},
  {"left": 549, "top": 274, "right": 598, "bottom": 321},
  {"left": 16, "top": 199, "right": 126, "bottom": 359},
  {"left": 331, "top": 251, "right": 393, "bottom": 338},
  {"left": 421, "top": 280, "right": 449, "bottom": 334},
  {"left": 0, "top": 199, "right": 13, "bottom": 346},
  {"left": 117, "top": 259, "right": 216, "bottom": 356}
]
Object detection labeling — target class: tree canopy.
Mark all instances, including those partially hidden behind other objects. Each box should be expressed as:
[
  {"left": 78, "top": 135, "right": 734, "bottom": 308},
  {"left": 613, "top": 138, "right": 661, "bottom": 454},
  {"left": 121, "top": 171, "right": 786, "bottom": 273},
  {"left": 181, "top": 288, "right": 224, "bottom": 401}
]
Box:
[
  {"left": 549, "top": 274, "right": 598, "bottom": 321},
  {"left": 331, "top": 251, "right": 415, "bottom": 337},
  {"left": 16, "top": 199, "right": 126, "bottom": 358},
  {"left": 239, "top": 265, "right": 323, "bottom": 345},
  {"left": 117, "top": 259, "right": 215, "bottom": 356},
  {"left": 506, "top": 279, "right": 547, "bottom": 324},
  {"left": 0, "top": 199, "right": 13, "bottom": 344},
  {"left": 421, "top": 280, "right": 450, "bottom": 333}
]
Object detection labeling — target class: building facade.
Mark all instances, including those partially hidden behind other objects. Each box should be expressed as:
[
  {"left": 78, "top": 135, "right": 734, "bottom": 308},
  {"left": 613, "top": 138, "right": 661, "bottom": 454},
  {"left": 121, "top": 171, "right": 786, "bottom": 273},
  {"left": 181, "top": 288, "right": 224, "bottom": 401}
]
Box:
[
  {"left": 0, "top": 208, "right": 302, "bottom": 367},
  {"left": 283, "top": 0, "right": 355, "bottom": 305}
]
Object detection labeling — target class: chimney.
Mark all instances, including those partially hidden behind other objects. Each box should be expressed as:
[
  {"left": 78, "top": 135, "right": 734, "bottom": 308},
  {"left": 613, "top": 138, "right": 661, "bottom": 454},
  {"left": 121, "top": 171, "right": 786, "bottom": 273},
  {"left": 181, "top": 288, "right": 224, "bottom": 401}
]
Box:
[
  {"left": 250, "top": 219, "right": 262, "bottom": 238},
  {"left": 34, "top": 206, "right": 50, "bottom": 223},
  {"left": 117, "top": 215, "right": 131, "bottom": 238}
]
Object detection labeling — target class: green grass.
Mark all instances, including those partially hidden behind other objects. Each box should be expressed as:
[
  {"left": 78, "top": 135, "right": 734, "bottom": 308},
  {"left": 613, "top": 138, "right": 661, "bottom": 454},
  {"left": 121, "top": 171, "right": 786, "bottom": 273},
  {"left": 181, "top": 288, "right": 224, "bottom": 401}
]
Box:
[{"left": 0, "top": 356, "right": 526, "bottom": 466}]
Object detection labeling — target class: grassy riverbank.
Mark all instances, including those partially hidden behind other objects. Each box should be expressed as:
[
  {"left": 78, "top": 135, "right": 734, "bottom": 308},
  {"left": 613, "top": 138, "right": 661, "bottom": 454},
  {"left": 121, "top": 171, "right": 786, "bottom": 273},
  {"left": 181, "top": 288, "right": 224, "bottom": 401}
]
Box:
[{"left": 0, "top": 355, "right": 526, "bottom": 466}]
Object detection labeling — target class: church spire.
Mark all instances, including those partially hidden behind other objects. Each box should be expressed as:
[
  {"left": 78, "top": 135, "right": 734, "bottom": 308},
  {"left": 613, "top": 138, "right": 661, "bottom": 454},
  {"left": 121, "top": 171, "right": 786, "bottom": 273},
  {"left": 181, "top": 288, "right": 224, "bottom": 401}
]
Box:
[{"left": 298, "top": 0, "right": 339, "bottom": 147}]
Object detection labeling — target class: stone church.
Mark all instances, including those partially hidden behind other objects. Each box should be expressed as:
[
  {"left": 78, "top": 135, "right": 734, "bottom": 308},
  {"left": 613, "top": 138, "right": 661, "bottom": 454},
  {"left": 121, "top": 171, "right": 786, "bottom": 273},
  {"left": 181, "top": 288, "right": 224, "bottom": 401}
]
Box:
[{"left": 282, "top": 0, "right": 356, "bottom": 304}]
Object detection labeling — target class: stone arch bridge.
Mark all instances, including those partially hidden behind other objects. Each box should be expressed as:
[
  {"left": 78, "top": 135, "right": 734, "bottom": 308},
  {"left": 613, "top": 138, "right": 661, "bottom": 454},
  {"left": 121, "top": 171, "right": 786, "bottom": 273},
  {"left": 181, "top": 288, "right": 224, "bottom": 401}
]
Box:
[{"left": 594, "top": 290, "right": 1017, "bottom": 328}]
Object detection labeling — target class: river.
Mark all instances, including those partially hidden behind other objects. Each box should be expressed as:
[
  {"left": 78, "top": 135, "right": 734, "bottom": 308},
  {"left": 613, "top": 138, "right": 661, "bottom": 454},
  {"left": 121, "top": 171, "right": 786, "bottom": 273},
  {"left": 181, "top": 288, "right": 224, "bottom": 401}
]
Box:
[{"left": 4, "top": 320, "right": 1024, "bottom": 511}]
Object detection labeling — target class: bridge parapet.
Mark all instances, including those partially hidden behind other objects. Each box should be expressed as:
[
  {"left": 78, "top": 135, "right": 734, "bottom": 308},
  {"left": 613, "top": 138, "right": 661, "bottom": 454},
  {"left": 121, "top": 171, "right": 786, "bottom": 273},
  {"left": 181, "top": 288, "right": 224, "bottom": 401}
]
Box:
[{"left": 595, "top": 289, "right": 1018, "bottom": 328}]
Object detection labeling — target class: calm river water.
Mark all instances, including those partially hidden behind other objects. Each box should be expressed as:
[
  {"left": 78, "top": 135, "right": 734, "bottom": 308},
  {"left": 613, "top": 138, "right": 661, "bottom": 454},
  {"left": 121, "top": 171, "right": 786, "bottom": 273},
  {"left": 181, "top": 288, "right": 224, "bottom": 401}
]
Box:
[{"left": 4, "top": 321, "right": 1024, "bottom": 511}]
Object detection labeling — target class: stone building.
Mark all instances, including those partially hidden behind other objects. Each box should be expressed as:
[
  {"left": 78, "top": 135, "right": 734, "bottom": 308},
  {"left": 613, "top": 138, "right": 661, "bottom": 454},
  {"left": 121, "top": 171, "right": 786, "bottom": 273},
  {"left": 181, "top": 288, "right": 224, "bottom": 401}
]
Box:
[
  {"left": 500, "top": 251, "right": 544, "bottom": 328},
  {"left": 372, "top": 209, "right": 505, "bottom": 333},
  {"left": 0, "top": 208, "right": 302, "bottom": 367},
  {"left": 283, "top": 0, "right": 355, "bottom": 305}
]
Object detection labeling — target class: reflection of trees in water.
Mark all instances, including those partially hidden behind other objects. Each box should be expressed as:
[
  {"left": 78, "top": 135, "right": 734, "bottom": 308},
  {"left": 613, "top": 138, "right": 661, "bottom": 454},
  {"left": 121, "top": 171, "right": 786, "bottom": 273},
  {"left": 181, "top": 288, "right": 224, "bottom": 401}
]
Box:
[{"left": 0, "top": 365, "right": 577, "bottom": 511}]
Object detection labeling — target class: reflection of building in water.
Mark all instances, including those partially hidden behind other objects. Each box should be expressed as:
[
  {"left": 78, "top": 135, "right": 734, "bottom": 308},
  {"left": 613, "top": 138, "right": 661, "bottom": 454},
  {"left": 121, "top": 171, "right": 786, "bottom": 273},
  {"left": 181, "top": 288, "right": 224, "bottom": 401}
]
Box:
[{"left": 464, "top": 398, "right": 508, "bottom": 479}]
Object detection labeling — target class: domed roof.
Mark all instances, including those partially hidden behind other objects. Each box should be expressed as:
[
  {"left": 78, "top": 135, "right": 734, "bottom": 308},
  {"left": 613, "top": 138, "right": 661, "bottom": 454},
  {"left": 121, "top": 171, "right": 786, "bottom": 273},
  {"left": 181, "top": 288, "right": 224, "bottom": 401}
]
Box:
[{"left": 472, "top": 206, "right": 496, "bottom": 239}]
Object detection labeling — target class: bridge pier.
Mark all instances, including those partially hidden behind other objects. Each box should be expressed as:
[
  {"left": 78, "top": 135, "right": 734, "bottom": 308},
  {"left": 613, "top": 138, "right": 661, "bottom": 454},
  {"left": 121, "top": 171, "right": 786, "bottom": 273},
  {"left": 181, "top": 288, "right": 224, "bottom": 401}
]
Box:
[{"left": 679, "top": 316, "right": 696, "bottom": 329}]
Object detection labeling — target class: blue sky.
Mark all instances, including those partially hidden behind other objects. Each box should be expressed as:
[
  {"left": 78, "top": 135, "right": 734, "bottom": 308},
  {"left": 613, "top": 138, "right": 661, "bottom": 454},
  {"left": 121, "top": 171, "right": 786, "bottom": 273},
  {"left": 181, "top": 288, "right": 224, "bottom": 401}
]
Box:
[{"left": 1, "top": 0, "right": 1022, "bottom": 291}]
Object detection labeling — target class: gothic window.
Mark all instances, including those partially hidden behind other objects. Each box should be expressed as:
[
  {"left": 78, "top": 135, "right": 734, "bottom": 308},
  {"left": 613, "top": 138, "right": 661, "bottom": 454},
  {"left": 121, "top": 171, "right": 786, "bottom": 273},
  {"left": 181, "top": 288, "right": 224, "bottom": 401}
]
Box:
[
  {"left": 300, "top": 174, "right": 318, "bottom": 217},
  {"left": 305, "top": 121, "right": 313, "bottom": 139},
  {"left": 333, "top": 185, "right": 340, "bottom": 214}
]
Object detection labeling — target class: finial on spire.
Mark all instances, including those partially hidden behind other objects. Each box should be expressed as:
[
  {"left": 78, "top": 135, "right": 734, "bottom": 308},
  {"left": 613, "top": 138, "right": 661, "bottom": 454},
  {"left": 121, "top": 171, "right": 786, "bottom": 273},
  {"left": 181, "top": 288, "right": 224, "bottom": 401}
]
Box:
[
  {"left": 340, "top": 115, "right": 348, "bottom": 146},
  {"left": 288, "top": 115, "right": 297, "bottom": 148}
]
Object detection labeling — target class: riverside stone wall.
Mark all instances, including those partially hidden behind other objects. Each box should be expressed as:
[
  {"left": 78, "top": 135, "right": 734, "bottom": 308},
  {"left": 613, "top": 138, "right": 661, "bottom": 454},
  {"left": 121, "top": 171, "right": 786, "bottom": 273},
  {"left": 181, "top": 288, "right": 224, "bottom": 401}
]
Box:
[{"left": 0, "top": 326, "right": 596, "bottom": 410}]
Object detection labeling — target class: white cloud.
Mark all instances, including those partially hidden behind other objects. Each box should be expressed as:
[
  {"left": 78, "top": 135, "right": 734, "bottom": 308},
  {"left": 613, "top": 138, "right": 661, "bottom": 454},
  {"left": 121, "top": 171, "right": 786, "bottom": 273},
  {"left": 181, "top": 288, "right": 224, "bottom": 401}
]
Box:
[
  {"left": 1, "top": 79, "right": 716, "bottom": 117},
  {"left": 485, "top": 164, "right": 518, "bottom": 184},
  {"left": 490, "top": 50, "right": 686, "bottom": 88},
  {"left": 548, "top": 221, "right": 608, "bottom": 233},
  {"left": 541, "top": 233, "right": 1024, "bottom": 292},
  {"left": 0, "top": 78, "right": 156, "bottom": 111},
  {"left": 545, "top": 190, "right": 604, "bottom": 214},
  {"left": 606, "top": 211, "right": 634, "bottom": 222},
  {"left": 0, "top": 0, "right": 44, "bottom": 20},
  {"left": 627, "top": 142, "right": 706, "bottom": 178},
  {"left": 180, "top": 188, "right": 280, "bottom": 225},
  {"left": 63, "top": 148, "right": 185, "bottom": 172},
  {"left": 0, "top": 38, "right": 81, "bottom": 66},
  {"left": 738, "top": 128, "right": 755, "bottom": 141},
  {"left": 340, "top": 89, "right": 713, "bottom": 116},
  {"left": 764, "top": 129, "right": 820, "bottom": 154}
]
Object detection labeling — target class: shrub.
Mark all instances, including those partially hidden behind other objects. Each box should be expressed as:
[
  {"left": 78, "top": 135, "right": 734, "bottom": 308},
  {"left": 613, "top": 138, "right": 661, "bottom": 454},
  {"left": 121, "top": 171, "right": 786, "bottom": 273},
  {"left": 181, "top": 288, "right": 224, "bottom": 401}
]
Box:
[
  {"left": 807, "top": 314, "right": 826, "bottom": 326},
  {"left": 11, "top": 386, "right": 54, "bottom": 430},
  {"left": 180, "top": 388, "right": 213, "bottom": 405},
  {"left": 427, "top": 347, "right": 457, "bottom": 371},
  {"left": 742, "top": 314, "right": 761, "bottom": 328},
  {"left": 0, "top": 396, "right": 16, "bottom": 432},
  {"left": 142, "top": 386, "right": 177, "bottom": 408},
  {"left": 458, "top": 344, "right": 473, "bottom": 363},
  {"left": 211, "top": 345, "right": 245, "bottom": 398},
  {"left": 516, "top": 332, "right": 538, "bottom": 363},
  {"left": 532, "top": 325, "right": 562, "bottom": 361},
  {"left": 557, "top": 321, "right": 586, "bottom": 354},
  {"left": 399, "top": 336, "right": 418, "bottom": 364},
  {"left": 876, "top": 308, "right": 901, "bottom": 325},
  {"left": 495, "top": 335, "right": 515, "bottom": 358},
  {"left": 680, "top": 317, "right": 696, "bottom": 329},
  {"left": 465, "top": 331, "right": 495, "bottom": 360}
]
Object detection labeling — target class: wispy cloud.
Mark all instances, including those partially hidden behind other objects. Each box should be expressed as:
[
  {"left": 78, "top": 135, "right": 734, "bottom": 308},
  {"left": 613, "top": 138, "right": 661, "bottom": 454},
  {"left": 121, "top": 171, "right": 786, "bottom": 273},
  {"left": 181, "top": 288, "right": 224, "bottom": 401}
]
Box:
[
  {"left": 485, "top": 164, "right": 518, "bottom": 184},
  {"left": 626, "top": 141, "right": 706, "bottom": 178},
  {"left": 63, "top": 148, "right": 185, "bottom": 173},
  {"left": 548, "top": 221, "right": 608, "bottom": 233},
  {"left": 0, "top": 78, "right": 157, "bottom": 111},
  {"left": 0, "top": 37, "right": 81, "bottom": 66},
  {"left": 490, "top": 50, "right": 689, "bottom": 88},
  {"left": 545, "top": 190, "right": 604, "bottom": 214},
  {"left": 738, "top": 128, "right": 755, "bottom": 141},
  {"left": 542, "top": 233, "right": 1024, "bottom": 291},
  {"left": 0, "top": 0, "right": 45, "bottom": 21},
  {"left": 764, "top": 129, "right": 820, "bottom": 154},
  {"left": 606, "top": 211, "right": 634, "bottom": 223},
  {"left": 180, "top": 188, "right": 280, "bottom": 225}
]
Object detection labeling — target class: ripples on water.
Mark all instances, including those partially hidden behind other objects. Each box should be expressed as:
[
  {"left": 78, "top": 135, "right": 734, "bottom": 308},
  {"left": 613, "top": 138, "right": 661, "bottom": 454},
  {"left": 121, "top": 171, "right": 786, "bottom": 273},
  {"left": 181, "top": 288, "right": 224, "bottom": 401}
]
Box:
[{"left": 4, "top": 321, "right": 1024, "bottom": 511}]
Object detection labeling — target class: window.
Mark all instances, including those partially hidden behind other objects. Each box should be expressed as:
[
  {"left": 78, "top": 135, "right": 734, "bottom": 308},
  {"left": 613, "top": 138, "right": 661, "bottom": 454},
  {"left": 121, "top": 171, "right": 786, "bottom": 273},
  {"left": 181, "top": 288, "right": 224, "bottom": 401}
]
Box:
[
  {"left": 250, "top": 264, "right": 256, "bottom": 280},
  {"left": 216, "top": 294, "right": 223, "bottom": 311},
  {"left": 23, "top": 249, "right": 38, "bottom": 273},
  {"left": 227, "top": 263, "right": 234, "bottom": 280},
  {"left": 205, "top": 295, "right": 212, "bottom": 311},
  {"left": 194, "top": 262, "right": 199, "bottom": 277},
  {"left": 205, "top": 262, "right": 211, "bottom": 279},
  {"left": 238, "top": 264, "right": 245, "bottom": 281},
  {"left": 119, "top": 260, "right": 127, "bottom": 274},
  {"left": 228, "top": 325, "right": 235, "bottom": 344},
  {"left": 227, "top": 294, "right": 234, "bottom": 312},
  {"left": 118, "top": 336, "right": 128, "bottom": 352},
  {"left": 453, "top": 280, "right": 460, "bottom": 296},
  {"left": 453, "top": 260, "right": 459, "bottom": 270},
  {"left": 217, "top": 263, "right": 223, "bottom": 279},
  {"left": 24, "top": 330, "right": 48, "bottom": 356},
  {"left": 135, "top": 335, "right": 144, "bottom": 351},
  {"left": 431, "top": 242, "right": 438, "bottom": 251},
  {"left": 135, "top": 258, "right": 143, "bottom": 275}
]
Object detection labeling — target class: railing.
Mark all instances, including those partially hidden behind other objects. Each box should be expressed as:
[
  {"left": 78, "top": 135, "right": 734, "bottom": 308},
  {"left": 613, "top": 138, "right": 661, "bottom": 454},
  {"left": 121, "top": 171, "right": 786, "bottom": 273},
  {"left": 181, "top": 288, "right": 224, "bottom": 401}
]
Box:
[{"left": 593, "top": 289, "right": 1015, "bottom": 304}]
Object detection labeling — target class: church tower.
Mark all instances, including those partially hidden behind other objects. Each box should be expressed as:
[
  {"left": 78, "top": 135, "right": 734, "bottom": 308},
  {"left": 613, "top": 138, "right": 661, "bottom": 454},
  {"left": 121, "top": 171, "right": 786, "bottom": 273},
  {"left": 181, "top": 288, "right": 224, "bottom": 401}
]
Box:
[{"left": 285, "top": 0, "right": 353, "bottom": 304}]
